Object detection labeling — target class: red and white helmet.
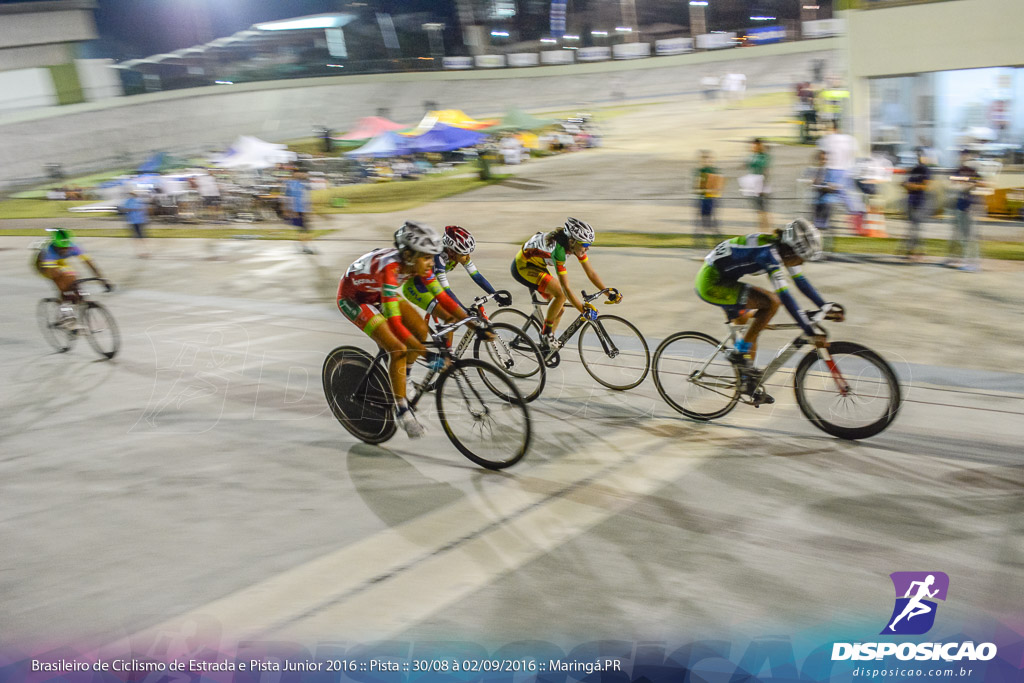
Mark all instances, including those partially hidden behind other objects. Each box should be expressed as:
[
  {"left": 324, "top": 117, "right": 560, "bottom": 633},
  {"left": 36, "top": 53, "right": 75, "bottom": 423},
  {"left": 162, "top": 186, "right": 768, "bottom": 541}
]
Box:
[{"left": 443, "top": 225, "right": 476, "bottom": 255}]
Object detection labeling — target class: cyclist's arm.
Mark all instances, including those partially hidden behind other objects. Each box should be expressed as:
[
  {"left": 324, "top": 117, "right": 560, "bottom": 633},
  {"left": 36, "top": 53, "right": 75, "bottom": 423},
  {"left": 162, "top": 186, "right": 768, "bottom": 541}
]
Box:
[
  {"left": 787, "top": 265, "right": 826, "bottom": 308},
  {"left": 462, "top": 259, "right": 497, "bottom": 296},
  {"left": 555, "top": 259, "right": 584, "bottom": 311},
  {"left": 579, "top": 254, "right": 608, "bottom": 297},
  {"left": 422, "top": 270, "right": 465, "bottom": 319},
  {"left": 432, "top": 258, "right": 465, "bottom": 309},
  {"left": 767, "top": 266, "right": 815, "bottom": 336},
  {"left": 381, "top": 266, "right": 418, "bottom": 344}
]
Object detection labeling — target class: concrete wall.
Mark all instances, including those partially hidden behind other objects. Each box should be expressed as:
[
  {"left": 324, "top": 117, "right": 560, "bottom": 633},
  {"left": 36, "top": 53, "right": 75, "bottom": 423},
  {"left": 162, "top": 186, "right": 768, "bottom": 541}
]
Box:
[
  {"left": 844, "top": 0, "right": 1024, "bottom": 147},
  {"left": 0, "top": 68, "right": 58, "bottom": 113},
  {"left": 0, "top": 40, "right": 839, "bottom": 190}
]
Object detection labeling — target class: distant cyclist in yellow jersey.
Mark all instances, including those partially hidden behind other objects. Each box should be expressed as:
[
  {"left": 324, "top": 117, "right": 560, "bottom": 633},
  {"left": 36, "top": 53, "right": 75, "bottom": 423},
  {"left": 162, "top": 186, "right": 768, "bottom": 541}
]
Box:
[
  {"left": 34, "top": 228, "right": 110, "bottom": 302},
  {"left": 511, "top": 217, "right": 621, "bottom": 346}
]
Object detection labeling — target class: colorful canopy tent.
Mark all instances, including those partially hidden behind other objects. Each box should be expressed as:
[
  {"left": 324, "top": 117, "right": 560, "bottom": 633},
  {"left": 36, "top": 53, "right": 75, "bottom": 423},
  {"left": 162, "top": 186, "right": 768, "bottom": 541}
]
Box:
[
  {"left": 343, "top": 131, "right": 413, "bottom": 158},
  {"left": 405, "top": 124, "right": 487, "bottom": 153},
  {"left": 211, "top": 136, "right": 297, "bottom": 170},
  {"left": 137, "top": 152, "right": 192, "bottom": 174},
  {"left": 333, "top": 116, "right": 406, "bottom": 141},
  {"left": 407, "top": 109, "right": 496, "bottom": 134},
  {"left": 484, "top": 108, "right": 557, "bottom": 133}
]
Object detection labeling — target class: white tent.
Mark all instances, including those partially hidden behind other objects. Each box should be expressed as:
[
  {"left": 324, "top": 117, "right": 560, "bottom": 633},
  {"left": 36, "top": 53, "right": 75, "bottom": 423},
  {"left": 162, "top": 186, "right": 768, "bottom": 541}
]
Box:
[{"left": 212, "top": 136, "right": 297, "bottom": 170}]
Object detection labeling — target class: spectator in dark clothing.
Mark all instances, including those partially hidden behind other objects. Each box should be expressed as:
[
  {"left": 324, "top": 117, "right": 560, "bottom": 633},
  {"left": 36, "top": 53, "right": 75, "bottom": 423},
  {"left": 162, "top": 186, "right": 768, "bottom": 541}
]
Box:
[
  {"left": 946, "top": 149, "right": 985, "bottom": 271},
  {"left": 899, "top": 149, "right": 931, "bottom": 262}
]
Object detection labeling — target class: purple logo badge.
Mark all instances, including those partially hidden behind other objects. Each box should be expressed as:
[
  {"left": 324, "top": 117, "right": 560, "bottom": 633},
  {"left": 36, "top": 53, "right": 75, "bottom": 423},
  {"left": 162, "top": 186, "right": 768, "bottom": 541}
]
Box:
[{"left": 881, "top": 572, "right": 949, "bottom": 635}]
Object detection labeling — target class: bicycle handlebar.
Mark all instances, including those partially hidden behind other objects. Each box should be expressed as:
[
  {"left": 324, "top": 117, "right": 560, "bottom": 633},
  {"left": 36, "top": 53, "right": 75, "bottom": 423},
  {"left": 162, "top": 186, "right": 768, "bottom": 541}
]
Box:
[
  {"left": 581, "top": 288, "right": 614, "bottom": 304},
  {"left": 468, "top": 289, "right": 511, "bottom": 313},
  {"left": 71, "top": 277, "right": 114, "bottom": 293}
]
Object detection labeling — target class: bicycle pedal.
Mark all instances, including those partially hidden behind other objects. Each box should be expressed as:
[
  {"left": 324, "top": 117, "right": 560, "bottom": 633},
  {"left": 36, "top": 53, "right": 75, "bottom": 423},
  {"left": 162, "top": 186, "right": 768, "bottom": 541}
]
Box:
[
  {"left": 543, "top": 351, "right": 561, "bottom": 368},
  {"left": 751, "top": 388, "right": 775, "bottom": 407}
]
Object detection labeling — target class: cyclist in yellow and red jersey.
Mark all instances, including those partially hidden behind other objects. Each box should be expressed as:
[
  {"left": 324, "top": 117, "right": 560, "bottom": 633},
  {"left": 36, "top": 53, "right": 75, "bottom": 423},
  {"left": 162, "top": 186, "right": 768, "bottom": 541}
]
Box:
[
  {"left": 34, "top": 228, "right": 110, "bottom": 303},
  {"left": 336, "top": 221, "right": 483, "bottom": 438},
  {"left": 511, "top": 217, "right": 621, "bottom": 347}
]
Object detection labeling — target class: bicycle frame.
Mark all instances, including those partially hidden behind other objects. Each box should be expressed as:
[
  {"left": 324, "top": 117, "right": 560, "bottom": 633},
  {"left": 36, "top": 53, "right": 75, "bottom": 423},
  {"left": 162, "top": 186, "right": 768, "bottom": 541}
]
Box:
[
  {"left": 347, "top": 315, "right": 480, "bottom": 412},
  {"left": 523, "top": 289, "right": 619, "bottom": 359},
  {"left": 691, "top": 305, "right": 850, "bottom": 398}
]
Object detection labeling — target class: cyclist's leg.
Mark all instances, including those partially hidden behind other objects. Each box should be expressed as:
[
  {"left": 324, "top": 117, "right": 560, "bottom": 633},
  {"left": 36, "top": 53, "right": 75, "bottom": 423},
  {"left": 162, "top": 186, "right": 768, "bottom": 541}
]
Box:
[
  {"left": 337, "top": 297, "right": 410, "bottom": 402},
  {"left": 539, "top": 276, "right": 565, "bottom": 334},
  {"left": 738, "top": 286, "right": 779, "bottom": 359}
]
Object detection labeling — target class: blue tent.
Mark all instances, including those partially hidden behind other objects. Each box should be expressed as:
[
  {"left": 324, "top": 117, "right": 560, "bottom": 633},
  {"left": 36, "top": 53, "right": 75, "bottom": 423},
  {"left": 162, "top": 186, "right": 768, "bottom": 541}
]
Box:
[
  {"left": 405, "top": 123, "right": 487, "bottom": 153},
  {"left": 344, "top": 131, "right": 412, "bottom": 158}
]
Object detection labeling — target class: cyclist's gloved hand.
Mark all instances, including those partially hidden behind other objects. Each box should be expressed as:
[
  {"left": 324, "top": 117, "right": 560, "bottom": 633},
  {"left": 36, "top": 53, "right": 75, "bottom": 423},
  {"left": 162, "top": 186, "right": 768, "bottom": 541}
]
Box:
[
  {"left": 583, "top": 304, "right": 599, "bottom": 322},
  {"left": 494, "top": 290, "right": 513, "bottom": 307},
  {"left": 606, "top": 288, "right": 622, "bottom": 304}
]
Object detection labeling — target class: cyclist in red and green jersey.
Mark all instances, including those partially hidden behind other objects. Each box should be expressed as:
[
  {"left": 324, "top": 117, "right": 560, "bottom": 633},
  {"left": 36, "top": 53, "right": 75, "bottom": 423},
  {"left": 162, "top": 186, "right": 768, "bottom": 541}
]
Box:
[{"left": 336, "top": 221, "right": 479, "bottom": 438}]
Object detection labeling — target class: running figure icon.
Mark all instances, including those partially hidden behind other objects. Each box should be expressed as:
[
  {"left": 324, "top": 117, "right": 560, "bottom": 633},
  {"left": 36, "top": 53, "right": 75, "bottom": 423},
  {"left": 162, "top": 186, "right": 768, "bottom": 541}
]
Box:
[{"left": 882, "top": 571, "right": 949, "bottom": 635}]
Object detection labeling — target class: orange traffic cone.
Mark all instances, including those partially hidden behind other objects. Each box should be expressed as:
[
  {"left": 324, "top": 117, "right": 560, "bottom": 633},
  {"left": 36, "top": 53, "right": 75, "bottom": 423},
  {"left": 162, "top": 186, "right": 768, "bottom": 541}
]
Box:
[{"left": 864, "top": 208, "right": 888, "bottom": 237}]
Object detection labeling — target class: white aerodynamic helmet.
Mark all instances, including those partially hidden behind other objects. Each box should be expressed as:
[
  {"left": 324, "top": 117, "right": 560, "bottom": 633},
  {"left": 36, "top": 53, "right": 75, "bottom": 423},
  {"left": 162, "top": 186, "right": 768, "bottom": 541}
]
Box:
[
  {"left": 564, "top": 217, "right": 595, "bottom": 244},
  {"left": 780, "top": 218, "right": 823, "bottom": 261},
  {"left": 394, "top": 220, "right": 443, "bottom": 255}
]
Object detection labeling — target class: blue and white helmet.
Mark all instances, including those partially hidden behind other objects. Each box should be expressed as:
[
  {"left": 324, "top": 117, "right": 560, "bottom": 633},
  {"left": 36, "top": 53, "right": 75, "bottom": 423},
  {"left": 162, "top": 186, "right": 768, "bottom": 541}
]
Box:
[{"left": 781, "top": 218, "right": 823, "bottom": 261}]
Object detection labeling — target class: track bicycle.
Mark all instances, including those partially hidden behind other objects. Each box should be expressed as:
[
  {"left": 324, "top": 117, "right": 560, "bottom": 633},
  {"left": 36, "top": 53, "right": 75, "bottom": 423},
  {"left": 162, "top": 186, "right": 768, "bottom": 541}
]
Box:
[
  {"left": 37, "top": 278, "right": 120, "bottom": 360},
  {"left": 489, "top": 288, "right": 650, "bottom": 391},
  {"left": 322, "top": 317, "right": 531, "bottom": 470},
  {"left": 651, "top": 303, "right": 901, "bottom": 439},
  {"left": 438, "top": 290, "right": 546, "bottom": 403}
]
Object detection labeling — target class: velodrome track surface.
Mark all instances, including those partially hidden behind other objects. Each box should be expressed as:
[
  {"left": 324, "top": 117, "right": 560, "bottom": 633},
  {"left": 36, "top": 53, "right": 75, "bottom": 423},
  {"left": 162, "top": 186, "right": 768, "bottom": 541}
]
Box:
[
  {"left": 2, "top": 235, "right": 1022, "bottom": 650},
  {"left": 1, "top": 96, "right": 1022, "bottom": 653}
]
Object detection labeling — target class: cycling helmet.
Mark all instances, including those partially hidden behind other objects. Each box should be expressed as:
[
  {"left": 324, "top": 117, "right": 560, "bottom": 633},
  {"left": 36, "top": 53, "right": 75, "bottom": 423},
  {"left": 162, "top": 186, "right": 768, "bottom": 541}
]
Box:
[
  {"left": 48, "top": 228, "right": 74, "bottom": 248},
  {"left": 564, "top": 217, "right": 595, "bottom": 245},
  {"left": 394, "top": 220, "right": 443, "bottom": 255},
  {"left": 443, "top": 225, "right": 476, "bottom": 255},
  {"left": 780, "top": 218, "right": 823, "bottom": 261}
]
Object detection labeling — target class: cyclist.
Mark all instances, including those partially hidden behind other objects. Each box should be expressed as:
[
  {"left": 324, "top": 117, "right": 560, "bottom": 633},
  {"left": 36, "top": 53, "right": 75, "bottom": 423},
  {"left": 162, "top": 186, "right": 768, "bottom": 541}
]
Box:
[
  {"left": 511, "top": 217, "right": 621, "bottom": 347},
  {"left": 402, "top": 225, "right": 512, "bottom": 324},
  {"left": 34, "top": 228, "right": 111, "bottom": 312},
  {"left": 695, "top": 219, "right": 843, "bottom": 398},
  {"left": 336, "top": 221, "right": 485, "bottom": 439}
]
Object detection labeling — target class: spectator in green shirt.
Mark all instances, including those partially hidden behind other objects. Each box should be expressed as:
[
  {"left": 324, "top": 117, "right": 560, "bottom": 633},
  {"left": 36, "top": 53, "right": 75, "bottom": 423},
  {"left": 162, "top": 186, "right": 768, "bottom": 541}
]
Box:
[{"left": 747, "top": 138, "right": 772, "bottom": 232}]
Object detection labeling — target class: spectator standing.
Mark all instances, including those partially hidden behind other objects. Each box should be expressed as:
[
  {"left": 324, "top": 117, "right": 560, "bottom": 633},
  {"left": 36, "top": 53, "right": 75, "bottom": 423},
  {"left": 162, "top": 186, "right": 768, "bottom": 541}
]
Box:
[
  {"left": 121, "top": 189, "right": 151, "bottom": 258},
  {"left": 899, "top": 148, "right": 931, "bottom": 262},
  {"left": 805, "top": 149, "right": 837, "bottom": 232},
  {"left": 946, "top": 150, "right": 985, "bottom": 271},
  {"left": 818, "top": 120, "right": 866, "bottom": 234},
  {"left": 693, "top": 150, "right": 723, "bottom": 250},
  {"left": 284, "top": 169, "right": 315, "bottom": 254},
  {"left": 745, "top": 138, "right": 772, "bottom": 232},
  {"left": 196, "top": 173, "right": 222, "bottom": 221}
]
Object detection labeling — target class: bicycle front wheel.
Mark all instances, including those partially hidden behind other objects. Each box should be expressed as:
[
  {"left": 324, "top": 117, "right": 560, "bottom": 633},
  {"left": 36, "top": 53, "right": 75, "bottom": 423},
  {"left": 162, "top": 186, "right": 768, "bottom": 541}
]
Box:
[
  {"left": 652, "top": 331, "right": 740, "bottom": 420},
  {"left": 794, "top": 341, "right": 901, "bottom": 440},
  {"left": 436, "top": 359, "right": 531, "bottom": 469},
  {"left": 472, "top": 322, "right": 546, "bottom": 403},
  {"left": 37, "top": 298, "right": 76, "bottom": 353},
  {"left": 83, "top": 301, "right": 120, "bottom": 359},
  {"left": 322, "top": 346, "right": 396, "bottom": 444},
  {"left": 577, "top": 315, "right": 650, "bottom": 390}
]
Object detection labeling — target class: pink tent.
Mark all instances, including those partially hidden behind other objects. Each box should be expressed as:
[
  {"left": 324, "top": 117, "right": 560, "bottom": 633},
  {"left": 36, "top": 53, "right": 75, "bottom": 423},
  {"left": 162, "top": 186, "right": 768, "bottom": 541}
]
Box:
[{"left": 334, "top": 116, "right": 405, "bottom": 141}]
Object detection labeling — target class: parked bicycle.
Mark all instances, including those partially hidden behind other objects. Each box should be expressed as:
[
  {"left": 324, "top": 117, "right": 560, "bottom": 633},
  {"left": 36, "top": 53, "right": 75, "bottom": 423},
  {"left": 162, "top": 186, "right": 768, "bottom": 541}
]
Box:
[
  {"left": 322, "top": 316, "right": 531, "bottom": 470},
  {"left": 37, "top": 278, "right": 120, "bottom": 360},
  {"left": 489, "top": 288, "right": 649, "bottom": 391},
  {"left": 652, "top": 303, "right": 900, "bottom": 439},
  {"left": 442, "top": 290, "right": 546, "bottom": 403}
]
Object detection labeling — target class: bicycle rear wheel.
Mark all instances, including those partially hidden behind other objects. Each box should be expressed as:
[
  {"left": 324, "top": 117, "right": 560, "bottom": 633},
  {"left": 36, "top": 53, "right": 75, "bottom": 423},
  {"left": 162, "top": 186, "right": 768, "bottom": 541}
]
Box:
[
  {"left": 472, "top": 322, "right": 546, "bottom": 403},
  {"left": 577, "top": 315, "right": 650, "bottom": 390},
  {"left": 83, "top": 301, "right": 120, "bottom": 359},
  {"left": 37, "top": 298, "right": 76, "bottom": 353},
  {"left": 436, "top": 359, "right": 530, "bottom": 469},
  {"left": 794, "top": 341, "right": 901, "bottom": 440},
  {"left": 322, "top": 346, "right": 396, "bottom": 444},
  {"left": 652, "top": 331, "right": 740, "bottom": 420}
]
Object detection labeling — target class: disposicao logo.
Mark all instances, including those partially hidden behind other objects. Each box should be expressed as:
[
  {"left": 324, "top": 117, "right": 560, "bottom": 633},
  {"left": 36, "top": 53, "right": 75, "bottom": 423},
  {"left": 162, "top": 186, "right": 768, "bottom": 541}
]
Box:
[
  {"left": 831, "top": 572, "right": 998, "bottom": 662},
  {"left": 882, "top": 571, "right": 948, "bottom": 635}
]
